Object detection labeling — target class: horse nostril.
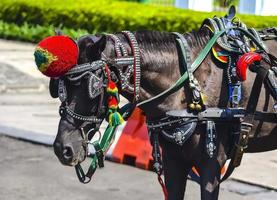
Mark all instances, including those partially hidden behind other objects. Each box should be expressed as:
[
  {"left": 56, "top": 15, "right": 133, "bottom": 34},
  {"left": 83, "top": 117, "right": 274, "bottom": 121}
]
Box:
[{"left": 62, "top": 146, "right": 73, "bottom": 161}]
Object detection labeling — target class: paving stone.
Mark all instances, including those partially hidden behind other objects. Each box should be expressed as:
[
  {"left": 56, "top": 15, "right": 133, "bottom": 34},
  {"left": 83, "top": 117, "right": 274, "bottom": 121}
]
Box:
[
  {"left": 0, "top": 63, "right": 47, "bottom": 93},
  {"left": 221, "top": 180, "right": 267, "bottom": 195},
  {"left": 248, "top": 190, "right": 277, "bottom": 200}
]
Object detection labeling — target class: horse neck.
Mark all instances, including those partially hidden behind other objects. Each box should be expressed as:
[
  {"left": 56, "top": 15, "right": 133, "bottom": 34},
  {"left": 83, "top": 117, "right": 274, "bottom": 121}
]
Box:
[
  {"left": 105, "top": 31, "right": 215, "bottom": 119},
  {"left": 264, "top": 39, "right": 277, "bottom": 57}
]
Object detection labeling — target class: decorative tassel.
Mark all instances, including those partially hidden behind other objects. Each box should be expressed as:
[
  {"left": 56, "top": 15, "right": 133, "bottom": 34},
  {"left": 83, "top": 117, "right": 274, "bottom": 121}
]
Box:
[
  {"left": 107, "top": 81, "right": 118, "bottom": 95},
  {"left": 106, "top": 79, "right": 124, "bottom": 127},
  {"left": 108, "top": 111, "right": 124, "bottom": 127},
  {"left": 108, "top": 96, "right": 118, "bottom": 110}
]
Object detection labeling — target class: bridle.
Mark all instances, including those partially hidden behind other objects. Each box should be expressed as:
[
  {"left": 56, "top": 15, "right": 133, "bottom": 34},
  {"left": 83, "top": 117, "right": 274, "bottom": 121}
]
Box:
[{"left": 53, "top": 31, "right": 142, "bottom": 183}]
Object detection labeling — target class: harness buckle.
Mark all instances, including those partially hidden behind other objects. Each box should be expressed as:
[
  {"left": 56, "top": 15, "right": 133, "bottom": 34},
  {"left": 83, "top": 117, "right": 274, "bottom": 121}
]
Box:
[
  {"left": 232, "top": 122, "right": 252, "bottom": 167},
  {"left": 59, "top": 106, "right": 66, "bottom": 117},
  {"left": 274, "top": 103, "right": 277, "bottom": 113}
]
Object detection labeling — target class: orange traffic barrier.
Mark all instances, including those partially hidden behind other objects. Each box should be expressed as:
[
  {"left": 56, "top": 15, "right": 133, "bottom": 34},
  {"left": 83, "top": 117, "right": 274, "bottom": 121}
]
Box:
[{"left": 111, "top": 107, "right": 153, "bottom": 169}]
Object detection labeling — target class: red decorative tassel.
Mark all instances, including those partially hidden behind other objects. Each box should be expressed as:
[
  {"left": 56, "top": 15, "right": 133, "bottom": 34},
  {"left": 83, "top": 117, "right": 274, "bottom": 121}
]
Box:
[
  {"left": 105, "top": 65, "right": 124, "bottom": 126},
  {"left": 108, "top": 96, "right": 118, "bottom": 110},
  {"left": 107, "top": 81, "right": 118, "bottom": 95}
]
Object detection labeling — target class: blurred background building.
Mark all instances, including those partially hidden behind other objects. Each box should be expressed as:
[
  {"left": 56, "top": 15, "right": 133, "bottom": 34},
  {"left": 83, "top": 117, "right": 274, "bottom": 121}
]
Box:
[
  {"left": 238, "top": 0, "right": 276, "bottom": 16},
  {"left": 131, "top": 0, "right": 277, "bottom": 15}
]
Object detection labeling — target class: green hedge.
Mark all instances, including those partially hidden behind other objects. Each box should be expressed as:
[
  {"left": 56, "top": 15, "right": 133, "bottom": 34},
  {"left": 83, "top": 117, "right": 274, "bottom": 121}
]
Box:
[
  {"left": 0, "top": 0, "right": 276, "bottom": 42},
  {"left": 0, "top": 20, "right": 88, "bottom": 43},
  {"left": 0, "top": 0, "right": 208, "bottom": 33}
]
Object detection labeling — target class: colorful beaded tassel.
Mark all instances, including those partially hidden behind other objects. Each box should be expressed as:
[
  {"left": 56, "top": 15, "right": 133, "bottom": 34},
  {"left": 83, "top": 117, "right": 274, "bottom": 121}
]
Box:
[{"left": 107, "top": 80, "right": 124, "bottom": 126}]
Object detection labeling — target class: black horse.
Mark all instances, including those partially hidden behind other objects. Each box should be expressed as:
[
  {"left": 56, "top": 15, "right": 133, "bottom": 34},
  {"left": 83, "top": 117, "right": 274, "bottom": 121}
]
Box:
[{"left": 51, "top": 25, "right": 277, "bottom": 200}]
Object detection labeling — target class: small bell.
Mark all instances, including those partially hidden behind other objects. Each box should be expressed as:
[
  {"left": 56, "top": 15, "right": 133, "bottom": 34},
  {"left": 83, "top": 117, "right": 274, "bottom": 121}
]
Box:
[
  {"left": 189, "top": 103, "right": 196, "bottom": 110},
  {"left": 195, "top": 104, "right": 202, "bottom": 112}
]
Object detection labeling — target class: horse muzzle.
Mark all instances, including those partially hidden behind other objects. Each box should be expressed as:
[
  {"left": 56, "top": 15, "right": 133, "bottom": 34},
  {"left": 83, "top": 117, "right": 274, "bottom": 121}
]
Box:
[
  {"left": 54, "top": 139, "right": 87, "bottom": 166},
  {"left": 54, "top": 120, "right": 87, "bottom": 166}
]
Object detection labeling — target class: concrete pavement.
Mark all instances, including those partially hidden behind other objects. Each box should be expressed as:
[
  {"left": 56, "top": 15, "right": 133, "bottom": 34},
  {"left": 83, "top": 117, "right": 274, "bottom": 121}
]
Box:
[
  {"left": 1, "top": 135, "right": 277, "bottom": 200},
  {"left": 0, "top": 38, "right": 277, "bottom": 199}
]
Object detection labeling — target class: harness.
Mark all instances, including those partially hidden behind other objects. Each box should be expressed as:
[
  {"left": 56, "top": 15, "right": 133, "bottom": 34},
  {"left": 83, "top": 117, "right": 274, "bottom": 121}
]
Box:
[
  {"left": 144, "top": 11, "right": 277, "bottom": 183},
  {"left": 51, "top": 11, "right": 277, "bottom": 198}
]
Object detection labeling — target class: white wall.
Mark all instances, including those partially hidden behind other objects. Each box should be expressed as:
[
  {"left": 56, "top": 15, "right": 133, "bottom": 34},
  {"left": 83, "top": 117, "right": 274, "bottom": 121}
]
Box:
[
  {"left": 239, "top": 0, "right": 277, "bottom": 16},
  {"left": 175, "top": 0, "right": 213, "bottom": 12}
]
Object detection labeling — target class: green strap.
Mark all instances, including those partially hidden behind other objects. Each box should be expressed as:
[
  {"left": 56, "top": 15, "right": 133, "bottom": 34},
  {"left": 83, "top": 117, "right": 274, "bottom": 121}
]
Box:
[
  {"left": 100, "top": 125, "right": 117, "bottom": 150},
  {"left": 76, "top": 125, "right": 118, "bottom": 184},
  {"left": 137, "top": 27, "right": 267, "bottom": 109},
  {"left": 90, "top": 125, "right": 117, "bottom": 168}
]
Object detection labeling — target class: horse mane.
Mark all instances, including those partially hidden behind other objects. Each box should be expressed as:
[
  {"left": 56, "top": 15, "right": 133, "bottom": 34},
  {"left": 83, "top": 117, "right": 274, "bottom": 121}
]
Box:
[
  {"left": 135, "top": 29, "right": 210, "bottom": 51},
  {"left": 135, "top": 30, "right": 177, "bottom": 53},
  {"left": 130, "top": 29, "right": 210, "bottom": 75}
]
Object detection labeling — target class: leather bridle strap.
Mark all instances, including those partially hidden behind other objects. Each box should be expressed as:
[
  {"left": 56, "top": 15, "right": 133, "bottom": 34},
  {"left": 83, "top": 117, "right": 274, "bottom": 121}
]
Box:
[
  {"left": 122, "top": 31, "right": 141, "bottom": 102},
  {"left": 75, "top": 125, "right": 118, "bottom": 183},
  {"left": 220, "top": 64, "right": 270, "bottom": 182},
  {"left": 173, "top": 32, "right": 204, "bottom": 108}
]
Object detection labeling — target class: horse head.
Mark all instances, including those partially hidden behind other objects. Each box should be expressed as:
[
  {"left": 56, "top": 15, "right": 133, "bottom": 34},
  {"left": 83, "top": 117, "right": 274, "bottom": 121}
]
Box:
[{"left": 52, "top": 35, "right": 108, "bottom": 166}]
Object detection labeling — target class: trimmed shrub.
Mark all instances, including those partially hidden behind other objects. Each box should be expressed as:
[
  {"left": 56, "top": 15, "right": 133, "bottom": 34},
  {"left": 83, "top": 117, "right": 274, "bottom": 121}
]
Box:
[
  {"left": 0, "top": 0, "right": 276, "bottom": 34},
  {"left": 0, "top": 0, "right": 276, "bottom": 42},
  {"left": 0, "top": 20, "right": 88, "bottom": 43}
]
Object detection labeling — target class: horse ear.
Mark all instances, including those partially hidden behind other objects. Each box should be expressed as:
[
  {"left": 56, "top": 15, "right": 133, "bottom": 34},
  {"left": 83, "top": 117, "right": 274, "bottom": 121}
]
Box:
[
  {"left": 86, "top": 35, "right": 107, "bottom": 60},
  {"left": 93, "top": 35, "right": 107, "bottom": 52}
]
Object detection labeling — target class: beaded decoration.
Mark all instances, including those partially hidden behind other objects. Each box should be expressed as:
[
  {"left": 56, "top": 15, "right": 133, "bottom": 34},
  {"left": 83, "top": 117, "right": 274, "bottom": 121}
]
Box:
[{"left": 105, "top": 65, "right": 124, "bottom": 126}]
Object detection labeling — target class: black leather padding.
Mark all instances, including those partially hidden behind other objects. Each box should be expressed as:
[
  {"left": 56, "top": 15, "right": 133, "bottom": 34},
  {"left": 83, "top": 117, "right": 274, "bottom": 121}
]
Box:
[
  {"left": 49, "top": 78, "right": 59, "bottom": 98},
  {"left": 161, "top": 122, "right": 197, "bottom": 146}
]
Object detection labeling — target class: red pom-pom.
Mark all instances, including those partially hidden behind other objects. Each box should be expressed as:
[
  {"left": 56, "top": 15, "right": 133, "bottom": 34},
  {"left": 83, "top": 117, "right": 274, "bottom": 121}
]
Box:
[
  {"left": 34, "top": 35, "right": 78, "bottom": 77},
  {"left": 107, "top": 81, "right": 118, "bottom": 94},
  {"left": 108, "top": 96, "right": 118, "bottom": 110}
]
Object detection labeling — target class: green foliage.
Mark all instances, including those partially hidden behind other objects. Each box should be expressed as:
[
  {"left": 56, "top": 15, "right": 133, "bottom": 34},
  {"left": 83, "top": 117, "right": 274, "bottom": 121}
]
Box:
[
  {"left": 0, "top": 0, "right": 276, "bottom": 42},
  {"left": 0, "top": 20, "right": 88, "bottom": 43}
]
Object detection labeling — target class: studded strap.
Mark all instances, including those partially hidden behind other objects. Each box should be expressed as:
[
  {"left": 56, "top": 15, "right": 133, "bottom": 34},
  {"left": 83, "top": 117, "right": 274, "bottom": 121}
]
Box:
[{"left": 122, "top": 31, "right": 141, "bottom": 102}]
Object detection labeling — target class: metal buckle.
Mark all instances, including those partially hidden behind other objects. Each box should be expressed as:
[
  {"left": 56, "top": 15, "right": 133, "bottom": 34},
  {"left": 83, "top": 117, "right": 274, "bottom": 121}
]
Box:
[
  {"left": 59, "top": 106, "right": 66, "bottom": 117},
  {"left": 241, "top": 122, "right": 253, "bottom": 133}
]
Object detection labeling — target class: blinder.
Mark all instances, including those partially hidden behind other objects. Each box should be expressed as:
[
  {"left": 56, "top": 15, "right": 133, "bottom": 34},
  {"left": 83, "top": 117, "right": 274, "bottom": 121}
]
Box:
[
  {"left": 49, "top": 78, "right": 59, "bottom": 98},
  {"left": 87, "top": 71, "right": 105, "bottom": 99},
  {"left": 48, "top": 78, "right": 69, "bottom": 102},
  {"left": 48, "top": 70, "right": 105, "bottom": 102}
]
